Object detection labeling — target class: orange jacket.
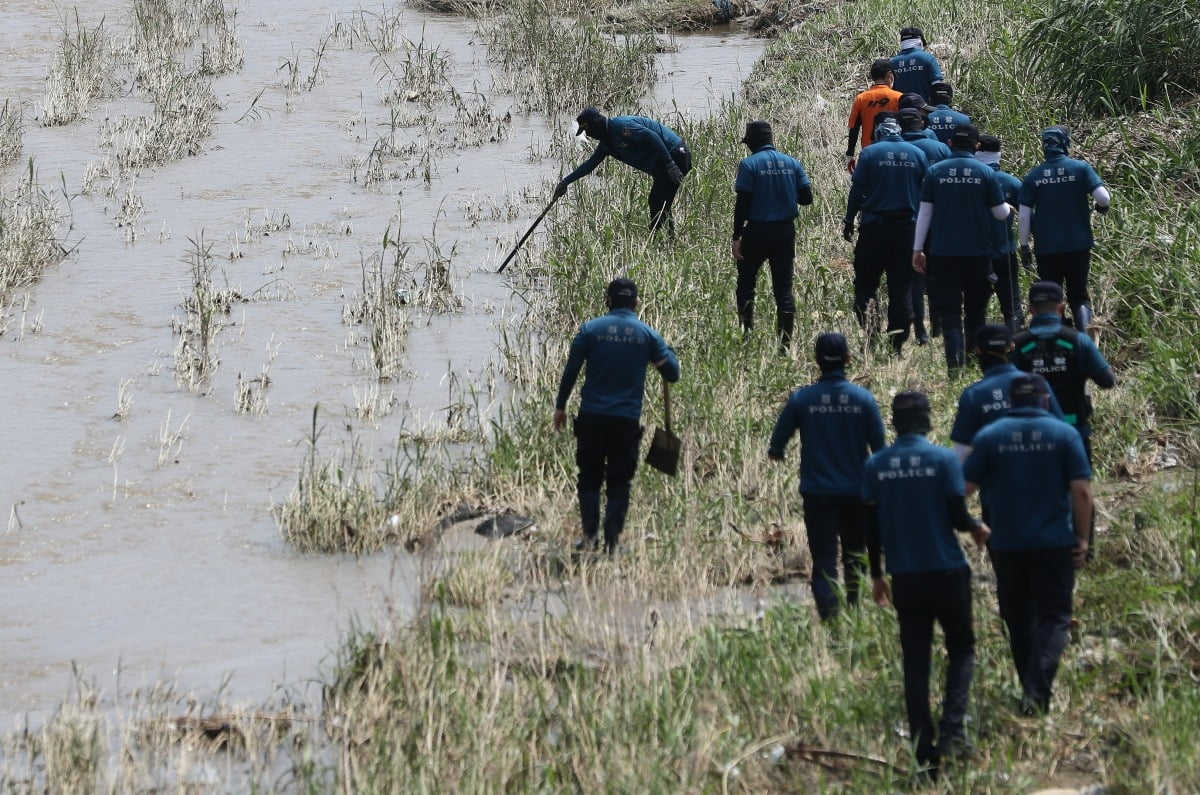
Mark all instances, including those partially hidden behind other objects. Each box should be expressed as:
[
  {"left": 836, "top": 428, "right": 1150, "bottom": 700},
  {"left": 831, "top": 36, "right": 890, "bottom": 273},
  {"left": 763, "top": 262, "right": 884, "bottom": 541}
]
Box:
[{"left": 847, "top": 84, "right": 901, "bottom": 150}]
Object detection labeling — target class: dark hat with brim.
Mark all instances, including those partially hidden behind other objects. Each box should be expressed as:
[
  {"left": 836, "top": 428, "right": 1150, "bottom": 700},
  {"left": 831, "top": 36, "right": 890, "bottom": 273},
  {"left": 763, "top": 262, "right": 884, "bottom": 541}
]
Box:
[
  {"left": 1028, "top": 280, "right": 1065, "bottom": 304},
  {"left": 1010, "top": 373, "right": 1048, "bottom": 406},
  {"left": 576, "top": 107, "right": 604, "bottom": 136},
  {"left": 742, "top": 120, "right": 773, "bottom": 146},
  {"left": 975, "top": 322, "right": 1011, "bottom": 353},
  {"left": 815, "top": 332, "right": 850, "bottom": 363},
  {"left": 607, "top": 277, "right": 637, "bottom": 305},
  {"left": 899, "top": 93, "right": 935, "bottom": 113},
  {"left": 950, "top": 124, "right": 981, "bottom": 147}
]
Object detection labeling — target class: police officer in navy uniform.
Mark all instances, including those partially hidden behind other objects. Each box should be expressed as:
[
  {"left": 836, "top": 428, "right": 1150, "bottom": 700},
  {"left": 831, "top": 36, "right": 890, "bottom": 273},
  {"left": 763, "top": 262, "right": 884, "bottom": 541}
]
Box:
[
  {"left": 554, "top": 278, "right": 680, "bottom": 554},
  {"left": 912, "top": 124, "right": 1011, "bottom": 371},
  {"left": 964, "top": 375, "right": 1093, "bottom": 715},
  {"left": 769, "top": 333, "right": 886, "bottom": 621},
  {"left": 891, "top": 26, "right": 943, "bottom": 99},
  {"left": 1011, "top": 281, "right": 1115, "bottom": 558},
  {"left": 950, "top": 324, "right": 1063, "bottom": 464},
  {"left": 897, "top": 106, "right": 948, "bottom": 345},
  {"left": 1018, "top": 126, "right": 1110, "bottom": 332},
  {"left": 926, "top": 82, "right": 970, "bottom": 143},
  {"left": 977, "top": 134, "right": 1024, "bottom": 332},
  {"left": 731, "top": 120, "right": 813, "bottom": 347},
  {"left": 843, "top": 114, "right": 929, "bottom": 353},
  {"left": 556, "top": 108, "right": 692, "bottom": 236},
  {"left": 864, "top": 391, "right": 989, "bottom": 771}
]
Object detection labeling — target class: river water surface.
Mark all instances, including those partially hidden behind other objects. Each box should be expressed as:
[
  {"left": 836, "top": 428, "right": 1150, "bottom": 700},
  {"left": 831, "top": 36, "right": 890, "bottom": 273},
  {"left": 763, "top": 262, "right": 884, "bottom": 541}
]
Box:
[{"left": 0, "top": 0, "right": 762, "bottom": 720}]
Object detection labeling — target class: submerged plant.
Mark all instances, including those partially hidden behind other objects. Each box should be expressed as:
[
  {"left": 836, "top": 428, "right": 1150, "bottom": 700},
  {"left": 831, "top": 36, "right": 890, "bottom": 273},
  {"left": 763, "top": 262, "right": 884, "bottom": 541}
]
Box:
[
  {"left": 40, "top": 10, "right": 116, "bottom": 127},
  {"left": 0, "top": 100, "right": 23, "bottom": 164},
  {"left": 0, "top": 160, "right": 67, "bottom": 306},
  {"left": 342, "top": 226, "right": 414, "bottom": 380}
]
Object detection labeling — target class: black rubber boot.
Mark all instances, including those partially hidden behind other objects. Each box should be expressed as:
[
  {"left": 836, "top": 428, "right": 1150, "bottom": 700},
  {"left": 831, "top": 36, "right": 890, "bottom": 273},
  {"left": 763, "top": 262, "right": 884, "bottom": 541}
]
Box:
[
  {"left": 578, "top": 489, "right": 601, "bottom": 544},
  {"left": 777, "top": 311, "right": 795, "bottom": 351},
  {"left": 1071, "top": 303, "right": 1092, "bottom": 334}
]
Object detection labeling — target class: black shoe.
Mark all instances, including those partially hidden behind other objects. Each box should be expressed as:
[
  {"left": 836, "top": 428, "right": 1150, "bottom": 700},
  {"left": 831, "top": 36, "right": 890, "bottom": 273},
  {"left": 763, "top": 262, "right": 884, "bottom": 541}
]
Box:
[
  {"left": 936, "top": 734, "right": 972, "bottom": 762},
  {"left": 1018, "top": 694, "right": 1048, "bottom": 717},
  {"left": 572, "top": 536, "right": 599, "bottom": 558}
]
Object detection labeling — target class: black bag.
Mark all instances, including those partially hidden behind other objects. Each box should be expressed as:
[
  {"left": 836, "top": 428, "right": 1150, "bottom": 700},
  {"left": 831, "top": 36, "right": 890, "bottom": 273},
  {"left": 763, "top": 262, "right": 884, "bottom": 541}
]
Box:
[{"left": 645, "top": 381, "right": 681, "bottom": 476}]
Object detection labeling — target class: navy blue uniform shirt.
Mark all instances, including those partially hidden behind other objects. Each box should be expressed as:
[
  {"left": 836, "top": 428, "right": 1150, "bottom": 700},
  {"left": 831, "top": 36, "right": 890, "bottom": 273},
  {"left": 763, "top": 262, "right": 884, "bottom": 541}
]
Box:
[
  {"left": 920, "top": 151, "right": 1005, "bottom": 256},
  {"left": 564, "top": 116, "right": 684, "bottom": 184},
  {"left": 769, "top": 371, "right": 886, "bottom": 495},
  {"left": 555, "top": 307, "right": 680, "bottom": 422},
  {"left": 734, "top": 145, "right": 811, "bottom": 222},
  {"left": 963, "top": 408, "right": 1091, "bottom": 550},
  {"left": 863, "top": 434, "right": 969, "bottom": 575},
  {"left": 1018, "top": 154, "right": 1104, "bottom": 254},
  {"left": 950, "top": 363, "right": 1064, "bottom": 446},
  {"left": 846, "top": 135, "right": 929, "bottom": 224}
]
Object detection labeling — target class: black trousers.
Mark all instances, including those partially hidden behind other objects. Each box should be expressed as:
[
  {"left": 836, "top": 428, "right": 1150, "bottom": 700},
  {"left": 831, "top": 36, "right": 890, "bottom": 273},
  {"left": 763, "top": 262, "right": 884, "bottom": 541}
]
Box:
[
  {"left": 648, "top": 144, "right": 692, "bottom": 235},
  {"left": 736, "top": 220, "right": 797, "bottom": 327},
  {"left": 574, "top": 412, "right": 642, "bottom": 549},
  {"left": 1036, "top": 248, "right": 1091, "bottom": 308},
  {"left": 892, "top": 566, "right": 976, "bottom": 765},
  {"left": 801, "top": 493, "right": 866, "bottom": 620},
  {"left": 853, "top": 221, "right": 915, "bottom": 343},
  {"left": 927, "top": 253, "right": 993, "bottom": 370},
  {"left": 988, "top": 546, "right": 1075, "bottom": 710},
  {"left": 990, "top": 252, "right": 1022, "bottom": 331}
]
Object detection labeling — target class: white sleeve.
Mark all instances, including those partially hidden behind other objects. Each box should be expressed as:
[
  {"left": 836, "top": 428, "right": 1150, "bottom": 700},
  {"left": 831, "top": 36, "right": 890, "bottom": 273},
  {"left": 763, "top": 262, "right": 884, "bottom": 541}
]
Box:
[
  {"left": 991, "top": 203, "right": 1011, "bottom": 221},
  {"left": 1018, "top": 205, "right": 1033, "bottom": 246},
  {"left": 1092, "top": 185, "right": 1111, "bottom": 206},
  {"left": 913, "top": 201, "right": 934, "bottom": 250}
]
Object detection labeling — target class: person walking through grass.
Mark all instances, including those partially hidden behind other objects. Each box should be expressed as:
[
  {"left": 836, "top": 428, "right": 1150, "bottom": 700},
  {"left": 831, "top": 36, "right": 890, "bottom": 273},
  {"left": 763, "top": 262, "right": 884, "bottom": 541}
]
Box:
[
  {"left": 553, "top": 278, "right": 680, "bottom": 554},
  {"left": 864, "top": 391, "right": 989, "bottom": 774},
  {"left": 963, "top": 374, "right": 1092, "bottom": 716},
  {"left": 890, "top": 26, "right": 943, "bottom": 99},
  {"left": 976, "top": 133, "right": 1025, "bottom": 332},
  {"left": 843, "top": 114, "right": 928, "bottom": 354},
  {"left": 912, "top": 124, "right": 1011, "bottom": 371},
  {"left": 1017, "top": 126, "right": 1110, "bottom": 333},
  {"left": 769, "top": 333, "right": 885, "bottom": 621},
  {"left": 926, "top": 82, "right": 970, "bottom": 143},
  {"left": 845, "top": 59, "right": 901, "bottom": 173},
  {"left": 731, "top": 120, "right": 813, "bottom": 348},
  {"left": 555, "top": 107, "right": 691, "bottom": 236}
]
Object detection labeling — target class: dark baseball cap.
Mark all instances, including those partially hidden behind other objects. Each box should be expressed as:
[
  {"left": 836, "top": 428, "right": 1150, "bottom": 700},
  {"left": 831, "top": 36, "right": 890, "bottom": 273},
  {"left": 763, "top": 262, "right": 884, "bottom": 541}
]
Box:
[
  {"left": 930, "top": 81, "right": 953, "bottom": 102},
  {"left": 897, "top": 107, "right": 925, "bottom": 129},
  {"left": 974, "top": 322, "right": 1011, "bottom": 352},
  {"left": 1028, "top": 280, "right": 1064, "bottom": 304},
  {"left": 899, "top": 93, "right": 934, "bottom": 113},
  {"left": 900, "top": 26, "right": 925, "bottom": 41},
  {"left": 892, "top": 390, "right": 931, "bottom": 413},
  {"left": 815, "top": 332, "right": 849, "bottom": 363},
  {"left": 870, "top": 58, "right": 893, "bottom": 80},
  {"left": 950, "top": 124, "right": 981, "bottom": 147},
  {"left": 607, "top": 277, "right": 637, "bottom": 304},
  {"left": 1010, "top": 373, "right": 1048, "bottom": 406},
  {"left": 576, "top": 107, "right": 604, "bottom": 135}
]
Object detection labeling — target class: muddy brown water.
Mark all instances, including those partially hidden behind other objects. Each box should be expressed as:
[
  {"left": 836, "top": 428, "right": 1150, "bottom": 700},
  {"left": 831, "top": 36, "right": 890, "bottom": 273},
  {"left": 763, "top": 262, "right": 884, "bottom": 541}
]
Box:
[{"left": 0, "top": 1, "right": 763, "bottom": 720}]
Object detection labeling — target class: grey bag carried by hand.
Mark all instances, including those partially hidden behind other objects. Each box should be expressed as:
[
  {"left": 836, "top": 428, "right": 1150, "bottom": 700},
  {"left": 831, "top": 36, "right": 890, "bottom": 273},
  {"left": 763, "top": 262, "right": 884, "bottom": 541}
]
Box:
[{"left": 645, "top": 381, "right": 681, "bottom": 476}]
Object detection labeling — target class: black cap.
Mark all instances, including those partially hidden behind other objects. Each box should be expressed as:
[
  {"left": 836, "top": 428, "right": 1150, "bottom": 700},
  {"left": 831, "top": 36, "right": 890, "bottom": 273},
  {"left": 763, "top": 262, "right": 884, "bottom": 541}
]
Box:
[
  {"left": 870, "top": 58, "right": 893, "bottom": 80},
  {"left": 950, "top": 124, "right": 980, "bottom": 148},
  {"left": 815, "top": 332, "right": 849, "bottom": 363},
  {"left": 1010, "top": 373, "right": 1048, "bottom": 407},
  {"left": 606, "top": 277, "right": 637, "bottom": 306},
  {"left": 978, "top": 133, "right": 1002, "bottom": 152},
  {"left": 899, "top": 93, "right": 934, "bottom": 113},
  {"left": 930, "top": 81, "right": 953, "bottom": 102},
  {"left": 900, "top": 26, "right": 925, "bottom": 41},
  {"left": 742, "top": 120, "right": 773, "bottom": 147},
  {"left": 576, "top": 107, "right": 604, "bottom": 136},
  {"left": 873, "top": 112, "right": 901, "bottom": 137},
  {"left": 1029, "top": 280, "right": 1064, "bottom": 304},
  {"left": 975, "top": 322, "right": 1012, "bottom": 353},
  {"left": 892, "top": 390, "right": 931, "bottom": 413},
  {"left": 897, "top": 107, "right": 924, "bottom": 129}
]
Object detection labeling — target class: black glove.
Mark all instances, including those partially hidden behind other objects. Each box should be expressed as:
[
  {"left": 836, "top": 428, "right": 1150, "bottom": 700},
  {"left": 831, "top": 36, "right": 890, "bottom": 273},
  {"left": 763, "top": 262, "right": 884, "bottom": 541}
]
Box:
[
  {"left": 553, "top": 180, "right": 568, "bottom": 199},
  {"left": 1019, "top": 245, "right": 1034, "bottom": 272},
  {"left": 666, "top": 162, "right": 684, "bottom": 184},
  {"left": 1095, "top": 203, "right": 1110, "bottom": 215},
  {"left": 842, "top": 220, "right": 854, "bottom": 243}
]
